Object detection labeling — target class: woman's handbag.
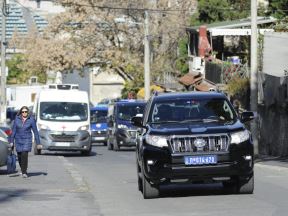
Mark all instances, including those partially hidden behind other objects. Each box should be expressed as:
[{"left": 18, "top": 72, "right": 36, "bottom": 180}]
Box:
[{"left": 7, "top": 148, "right": 16, "bottom": 174}]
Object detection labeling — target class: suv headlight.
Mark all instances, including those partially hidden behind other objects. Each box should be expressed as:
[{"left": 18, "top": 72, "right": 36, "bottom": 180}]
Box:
[
  {"left": 118, "top": 124, "right": 128, "bottom": 129},
  {"left": 230, "top": 130, "right": 250, "bottom": 144},
  {"left": 78, "top": 125, "right": 89, "bottom": 131},
  {"left": 146, "top": 135, "right": 168, "bottom": 148}
]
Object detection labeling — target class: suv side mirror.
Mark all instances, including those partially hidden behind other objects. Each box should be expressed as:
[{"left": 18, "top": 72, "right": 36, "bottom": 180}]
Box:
[
  {"left": 131, "top": 116, "right": 144, "bottom": 128},
  {"left": 240, "top": 111, "right": 255, "bottom": 123}
]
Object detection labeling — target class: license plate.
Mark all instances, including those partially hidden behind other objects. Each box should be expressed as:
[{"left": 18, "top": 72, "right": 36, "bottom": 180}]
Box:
[
  {"left": 184, "top": 155, "right": 217, "bottom": 165},
  {"left": 55, "top": 142, "right": 70, "bottom": 147},
  {"left": 93, "top": 137, "right": 105, "bottom": 141}
]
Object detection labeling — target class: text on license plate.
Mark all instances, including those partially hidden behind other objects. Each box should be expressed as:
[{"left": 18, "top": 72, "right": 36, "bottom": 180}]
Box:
[
  {"left": 184, "top": 155, "right": 217, "bottom": 165},
  {"left": 55, "top": 142, "right": 70, "bottom": 147}
]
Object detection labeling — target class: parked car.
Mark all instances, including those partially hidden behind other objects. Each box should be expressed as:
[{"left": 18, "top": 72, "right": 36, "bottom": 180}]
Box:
[
  {"left": 132, "top": 91, "right": 255, "bottom": 199},
  {"left": 0, "top": 124, "right": 12, "bottom": 137},
  {"left": 0, "top": 128, "right": 10, "bottom": 167},
  {"left": 90, "top": 105, "right": 108, "bottom": 145},
  {"left": 107, "top": 99, "right": 146, "bottom": 151}
]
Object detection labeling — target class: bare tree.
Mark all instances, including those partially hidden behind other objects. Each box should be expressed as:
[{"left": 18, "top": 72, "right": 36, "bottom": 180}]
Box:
[{"left": 19, "top": 0, "right": 196, "bottom": 81}]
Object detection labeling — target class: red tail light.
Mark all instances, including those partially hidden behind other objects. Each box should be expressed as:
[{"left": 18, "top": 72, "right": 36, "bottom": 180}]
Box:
[{"left": 4, "top": 129, "right": 12, "bottom": 136}]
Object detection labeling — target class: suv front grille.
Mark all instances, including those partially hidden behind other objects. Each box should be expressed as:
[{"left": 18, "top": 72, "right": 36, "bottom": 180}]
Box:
[
  {"left": 50, "top": 134, "right": 77, "bottom": 142},
  {"left": 169, "top": 134, "right": 230, "bottom": 153}
]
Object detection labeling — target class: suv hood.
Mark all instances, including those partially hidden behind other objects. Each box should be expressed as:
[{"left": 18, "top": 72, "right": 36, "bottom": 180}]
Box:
[{"left": 149, "top": 120, "right": 245, "bottom": 136}]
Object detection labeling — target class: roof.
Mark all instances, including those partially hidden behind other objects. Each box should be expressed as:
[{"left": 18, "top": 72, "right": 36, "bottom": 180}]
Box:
[
  {"left": 194, "top": 79, "right": 216, "bottom": 91},
  {"left": 91, "top": 106, "right": 108, "bottom": 111},
  {"left": 39, "top": 89, "right": 89, "bottom": 103},
  {"left": 153, "top": 91, "right": 226, "bottom": 101},
  {"left": 186, "top": 16, "right": 277, "bottom": 32},
  {"left": 178, "top": 72, "right": 217, "bottom": 91},
  {"left": 178, "top": 73, "right": 202, "bottom": 86}
]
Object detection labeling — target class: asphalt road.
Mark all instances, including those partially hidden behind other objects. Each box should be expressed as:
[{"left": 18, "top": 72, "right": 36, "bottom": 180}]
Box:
[{"left": 1, "top": 145, "right": 288, "bottom": 216}]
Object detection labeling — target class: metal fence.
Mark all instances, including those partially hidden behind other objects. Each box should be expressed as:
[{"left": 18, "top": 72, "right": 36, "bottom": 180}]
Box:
[{"left": 205, "top": 61, "right": 249, "bottom": 84}]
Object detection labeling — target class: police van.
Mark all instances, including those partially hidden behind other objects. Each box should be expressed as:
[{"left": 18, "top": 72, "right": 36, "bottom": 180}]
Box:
[{"left": 33, "top": 84, "right": 91, "bottom": 155}]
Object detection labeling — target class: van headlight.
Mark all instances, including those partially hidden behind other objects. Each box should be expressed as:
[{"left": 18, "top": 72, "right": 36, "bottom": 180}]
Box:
[
  {"left": 230, "top": 130, "right": 250, "bottom": 144},
  {"left": 78, "top": 125, "right": 89, "bottom": 131},
  {"left": 118, "top": 124, "right": 128, "bottom": 129},
  {"left": 146, "top": 135, "right": 168, "bottom": 148},
  {"left": 38, "top": 124, "right": 50, "bottom": 130}
]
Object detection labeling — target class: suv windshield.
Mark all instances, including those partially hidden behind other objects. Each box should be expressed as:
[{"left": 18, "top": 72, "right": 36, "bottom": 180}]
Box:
[
  {"left": 117, "top": 104, "right": 145, "bottom": 121},
  {"left": 149, "top": 98, "right": 236, "bottom": 123},
  {"left": 40, "top": 102, "right": 88, "bottom": 121},
  {"left": 90, "top": 110, "right": 108, "bottom": 123}
]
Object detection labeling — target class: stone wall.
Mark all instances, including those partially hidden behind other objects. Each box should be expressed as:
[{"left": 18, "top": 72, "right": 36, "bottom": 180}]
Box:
[{"left": 258, "top": 75, "right": 288, "bottom": 156}]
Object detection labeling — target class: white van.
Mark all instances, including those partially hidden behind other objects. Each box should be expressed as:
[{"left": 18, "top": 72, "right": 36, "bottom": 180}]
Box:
[{"left": 33, "top": 85, "right": 91, "bottom": 155}]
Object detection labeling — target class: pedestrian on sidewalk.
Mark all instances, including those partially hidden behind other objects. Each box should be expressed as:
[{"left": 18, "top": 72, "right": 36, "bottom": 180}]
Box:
[{"left": 9, "top": 106, "right": 41, "bottom": 178}]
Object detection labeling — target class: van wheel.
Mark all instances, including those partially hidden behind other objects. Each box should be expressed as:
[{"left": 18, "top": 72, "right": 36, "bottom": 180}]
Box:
[
  {"left": 81, "top": 145, "right": 92, "bottom": 156},
  {"left": 103, "top": 141, "right": 107, "bottom": 146}
]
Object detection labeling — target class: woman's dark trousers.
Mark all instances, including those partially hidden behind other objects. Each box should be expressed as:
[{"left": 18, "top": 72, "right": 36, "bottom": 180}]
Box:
[{"left": 17, "top": 152, "right": 28, "bottom": 174}]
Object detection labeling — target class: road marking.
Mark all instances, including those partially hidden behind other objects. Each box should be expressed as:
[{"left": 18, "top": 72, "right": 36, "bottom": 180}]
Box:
[{"left": 58, "top": 156, "right": 89, "bottom": 192}]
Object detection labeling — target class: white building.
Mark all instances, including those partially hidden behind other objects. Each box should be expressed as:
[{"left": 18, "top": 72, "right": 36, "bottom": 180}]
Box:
[
  {"left": 7, "top": 84, "right": 46, "bottom": 110},
  {"left": 16, "top": 0, "right": 65, "bottom": 18}
]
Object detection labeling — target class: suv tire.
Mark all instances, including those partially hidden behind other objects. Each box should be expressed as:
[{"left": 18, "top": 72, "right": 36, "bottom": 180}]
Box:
[
  {"left": 142, "top": 169, "right": 159, "bottom": 199},
  {"left": 238, "top": 173, "right": 254, "bottom": 194},
  {"left": 137, "top": 163, "right": 143, "bottom": 192}
]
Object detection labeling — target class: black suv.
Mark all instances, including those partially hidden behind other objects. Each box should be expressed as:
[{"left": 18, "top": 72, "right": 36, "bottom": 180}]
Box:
[
  {"left": 107, "top": 99, "right": 146, "bottom": 151},
  {"left": 132, "top": 92, "right": 255, "bottom": 199}
]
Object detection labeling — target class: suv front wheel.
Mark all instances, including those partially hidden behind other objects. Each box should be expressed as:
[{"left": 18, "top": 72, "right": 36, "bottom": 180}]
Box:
[
  {"left": 238, "top": 173, "right": 254, "bottom": 194},
  {"left": 141, "top": 166, "right": 160, "bottom": 199}
]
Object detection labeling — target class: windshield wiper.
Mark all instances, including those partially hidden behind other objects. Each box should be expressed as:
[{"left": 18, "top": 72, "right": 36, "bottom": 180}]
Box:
[
  {"left": 179, "top": 119, "right": 220, "bottom": 123},
  {"left": 150, "top": 120, "right": 179, "bottom": 124}
]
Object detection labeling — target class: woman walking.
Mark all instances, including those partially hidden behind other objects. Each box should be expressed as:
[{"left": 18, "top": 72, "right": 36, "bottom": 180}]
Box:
[{"left": 9, "top": 106, "right": 41, "bottom": 178}]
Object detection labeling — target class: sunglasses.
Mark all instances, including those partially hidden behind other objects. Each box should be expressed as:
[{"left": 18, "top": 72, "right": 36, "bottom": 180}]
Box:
[{"left": 21, "top": 110, "right": 28, "bottom": 113}]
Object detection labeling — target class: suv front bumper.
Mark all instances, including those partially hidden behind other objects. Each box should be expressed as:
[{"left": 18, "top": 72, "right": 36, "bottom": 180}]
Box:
[{"left": 140, "top": 140, "right": 253, "bottom": 182}]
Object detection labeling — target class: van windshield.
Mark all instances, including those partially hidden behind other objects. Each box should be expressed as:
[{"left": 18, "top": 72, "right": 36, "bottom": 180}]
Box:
[
  {"left": 40, "top": 102, "right": 88, "bottom": 121},
  {"left": 90, "top": 110, "right": 108, "bottom": 123},
  {"left": 117, "top": 104, "right": 145, "bottom": 121}
]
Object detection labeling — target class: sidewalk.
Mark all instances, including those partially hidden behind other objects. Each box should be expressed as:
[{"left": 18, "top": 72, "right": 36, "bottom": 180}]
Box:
[{"left": 255, "top": 155, "right": 288, "bottom": 170}]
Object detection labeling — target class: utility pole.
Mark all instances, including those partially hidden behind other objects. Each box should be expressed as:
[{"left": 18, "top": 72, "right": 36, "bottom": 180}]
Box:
[
  {"left": 1, "top": 0, "right": 7, "bottom": 123},
  {"left": 250, "top": 0, "right": 258, "bottom": 156},
  {"left": 144, "top": 11, "right": 150, "bottom": 101}
]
